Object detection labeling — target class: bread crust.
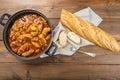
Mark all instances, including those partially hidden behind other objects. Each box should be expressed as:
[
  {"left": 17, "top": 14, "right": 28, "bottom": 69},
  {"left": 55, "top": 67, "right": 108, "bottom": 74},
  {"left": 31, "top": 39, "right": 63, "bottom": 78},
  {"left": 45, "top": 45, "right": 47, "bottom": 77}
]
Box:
[{"left": 61, "top": 9, "right": 120, "bottom": 52}]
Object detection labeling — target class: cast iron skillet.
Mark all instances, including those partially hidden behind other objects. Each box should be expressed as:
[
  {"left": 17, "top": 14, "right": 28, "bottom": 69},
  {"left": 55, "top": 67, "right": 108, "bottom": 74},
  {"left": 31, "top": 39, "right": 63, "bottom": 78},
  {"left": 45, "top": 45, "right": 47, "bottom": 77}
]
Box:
[{"left": 0, "top": 9, "right": 57, "bottom": 60}]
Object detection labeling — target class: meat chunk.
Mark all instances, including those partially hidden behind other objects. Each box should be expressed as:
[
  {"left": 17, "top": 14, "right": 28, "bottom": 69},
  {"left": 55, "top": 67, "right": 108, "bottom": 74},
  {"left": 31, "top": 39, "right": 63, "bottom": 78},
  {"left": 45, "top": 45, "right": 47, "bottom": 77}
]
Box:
[
  {"left": 31, "top": 41, "right": 41, "bottom": 48},
  {"left": 35, "top": 49, "right": 40, "bottom": 54},
  {"left": 46, "top": 34, "right": 51, "bottom": 41},
  {"left": 22, "top": 49, "right": 34, "bottom": 57},
  {"left": 30, "top": 31, "right": 38, "bottom": 37},
  {"left": 11, "top": 32, "right": 20, "bottom": 40},
  {"left": 38, "top": 34, "right": 47, "bottom": 46},
  {"left": 31, "top": 37, "right": 39, "bottom": 41},
  {"left": 42, "top": 28, "right": 50, "bottom": 36},
  {"left": 17, "top": 43, "right": 29, "bottom": 55},
  {"left": 38, "top": 23, "right": 43, "bottom": 33},
  {"left": 17, "top": 34, "right": 32, "bottom": 43},
  {"left": 30, "top": 25, "right": 37, "bottom": 31}
]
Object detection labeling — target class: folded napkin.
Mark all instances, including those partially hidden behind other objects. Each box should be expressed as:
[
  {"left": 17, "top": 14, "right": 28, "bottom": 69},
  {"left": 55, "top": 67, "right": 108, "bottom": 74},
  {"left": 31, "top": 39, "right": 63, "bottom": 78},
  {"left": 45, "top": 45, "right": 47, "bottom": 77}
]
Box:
[{"left": 40, "top": 7, "right": 103, "bottom": 58}]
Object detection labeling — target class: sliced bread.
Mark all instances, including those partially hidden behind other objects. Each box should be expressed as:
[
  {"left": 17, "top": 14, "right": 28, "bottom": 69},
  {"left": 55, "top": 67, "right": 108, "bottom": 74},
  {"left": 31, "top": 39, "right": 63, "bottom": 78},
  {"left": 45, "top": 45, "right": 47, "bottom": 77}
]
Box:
[
  {"left": 67, "top": 32, "right": 81, "bottom": 45},
  {"left": 58, "top": 30, "right": 67, "bottom": 47}
]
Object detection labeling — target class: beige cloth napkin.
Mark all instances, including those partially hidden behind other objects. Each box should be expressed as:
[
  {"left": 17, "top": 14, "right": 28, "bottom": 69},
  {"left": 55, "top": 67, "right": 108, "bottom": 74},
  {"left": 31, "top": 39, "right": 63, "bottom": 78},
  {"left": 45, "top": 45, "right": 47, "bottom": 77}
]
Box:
[{"left": 40, "top": 7, "right": 103, "bottom": 58}]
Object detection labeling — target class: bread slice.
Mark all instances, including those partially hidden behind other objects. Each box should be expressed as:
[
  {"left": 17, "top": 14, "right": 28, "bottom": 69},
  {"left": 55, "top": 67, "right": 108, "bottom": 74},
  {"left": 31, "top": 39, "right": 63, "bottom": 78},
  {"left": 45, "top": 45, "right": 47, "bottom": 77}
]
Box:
[
  {"left": 58, "top": 30, "right": 67, "bottom": 47},
  {"left": 68, "top": 32, "right": 81, "bottom": 45}
]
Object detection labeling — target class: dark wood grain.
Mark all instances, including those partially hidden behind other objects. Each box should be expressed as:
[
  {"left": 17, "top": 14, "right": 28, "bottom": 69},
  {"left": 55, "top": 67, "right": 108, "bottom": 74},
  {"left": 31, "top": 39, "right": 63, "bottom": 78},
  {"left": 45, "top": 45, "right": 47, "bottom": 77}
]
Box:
[
  {"left": 0, "top": 63, "right": 120, "bottom": 80},
  {"left": 0, "top": 0, "right": 120, "bottom": 80},
  {"left": 0, "top": 0, "right": 120, "bottom": 18}
]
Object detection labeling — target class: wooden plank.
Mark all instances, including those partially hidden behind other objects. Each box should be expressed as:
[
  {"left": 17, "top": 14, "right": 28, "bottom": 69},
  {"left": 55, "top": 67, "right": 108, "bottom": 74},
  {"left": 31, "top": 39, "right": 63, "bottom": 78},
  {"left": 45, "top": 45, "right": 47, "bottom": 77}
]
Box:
[
  {"left": 0, "top": 0, "right": 119, "bottom": 9},
  {"left": 0, "top": 0, "right": 120, "bottom": 18},
  {"left": 99, "top": 21, "right": 120, "bottom": 40},
  {"left": 0, "top": 0, "right": 61, "bottom": 7},
  {"left": 0, "top": 63, "right": 120, "bottom": 80},
  {"left": 0, "top": 6, "right": 120, "bottom": 19},
  {"left": 1, "top": 0, "right": 119, "bottom": 8}
]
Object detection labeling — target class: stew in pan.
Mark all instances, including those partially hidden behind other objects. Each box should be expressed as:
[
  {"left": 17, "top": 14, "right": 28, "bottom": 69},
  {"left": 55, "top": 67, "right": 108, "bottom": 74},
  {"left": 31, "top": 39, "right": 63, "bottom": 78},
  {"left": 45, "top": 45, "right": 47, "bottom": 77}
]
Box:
[{"left": 8, "top": 14, "right": 51, "bottom": 57}]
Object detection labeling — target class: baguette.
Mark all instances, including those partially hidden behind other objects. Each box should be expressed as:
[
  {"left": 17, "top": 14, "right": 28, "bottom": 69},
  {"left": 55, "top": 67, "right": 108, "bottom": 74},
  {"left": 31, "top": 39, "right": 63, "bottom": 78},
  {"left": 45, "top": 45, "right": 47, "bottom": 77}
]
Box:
[
  {"left": 60, "top": 9, "right": 120, "bottom": 52},
  {"left": 58, "top": 30, "right": 67, "bottom": 47},
  {"left": 68, "top": 32, "right": 81, "bottom": 45}
]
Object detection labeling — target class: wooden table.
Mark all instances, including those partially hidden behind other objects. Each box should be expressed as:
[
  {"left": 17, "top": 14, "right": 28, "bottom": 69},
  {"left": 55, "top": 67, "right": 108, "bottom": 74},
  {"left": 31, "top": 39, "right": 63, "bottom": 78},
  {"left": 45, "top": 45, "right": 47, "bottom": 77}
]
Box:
[{"left": 0, "top": 0, "right": 120, "bottom": 80}]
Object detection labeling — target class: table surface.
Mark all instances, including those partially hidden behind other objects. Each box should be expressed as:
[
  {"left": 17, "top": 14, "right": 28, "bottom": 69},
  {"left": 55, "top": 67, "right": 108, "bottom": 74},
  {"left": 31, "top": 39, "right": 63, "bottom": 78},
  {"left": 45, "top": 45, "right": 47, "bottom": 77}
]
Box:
[{"left": 0, "top": 0, "right": 120, "bottom": 80}]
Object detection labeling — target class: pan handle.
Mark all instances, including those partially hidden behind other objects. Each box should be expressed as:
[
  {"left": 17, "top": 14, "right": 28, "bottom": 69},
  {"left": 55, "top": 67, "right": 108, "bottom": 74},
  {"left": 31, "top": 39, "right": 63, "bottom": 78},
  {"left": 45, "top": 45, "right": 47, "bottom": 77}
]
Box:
[
  {"left": 0, "top": 13, "right": 11, "bottom": 26},
  {"left": 45, "top": 42, "right": 58, "bottom": 56}
]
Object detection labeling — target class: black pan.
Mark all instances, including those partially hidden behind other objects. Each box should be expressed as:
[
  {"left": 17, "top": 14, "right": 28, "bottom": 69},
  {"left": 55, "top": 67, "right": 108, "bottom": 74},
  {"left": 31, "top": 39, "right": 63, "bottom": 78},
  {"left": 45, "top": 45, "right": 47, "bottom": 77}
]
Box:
[{"left": 0, "top": 9, "right": 57, "bottom": 60}]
